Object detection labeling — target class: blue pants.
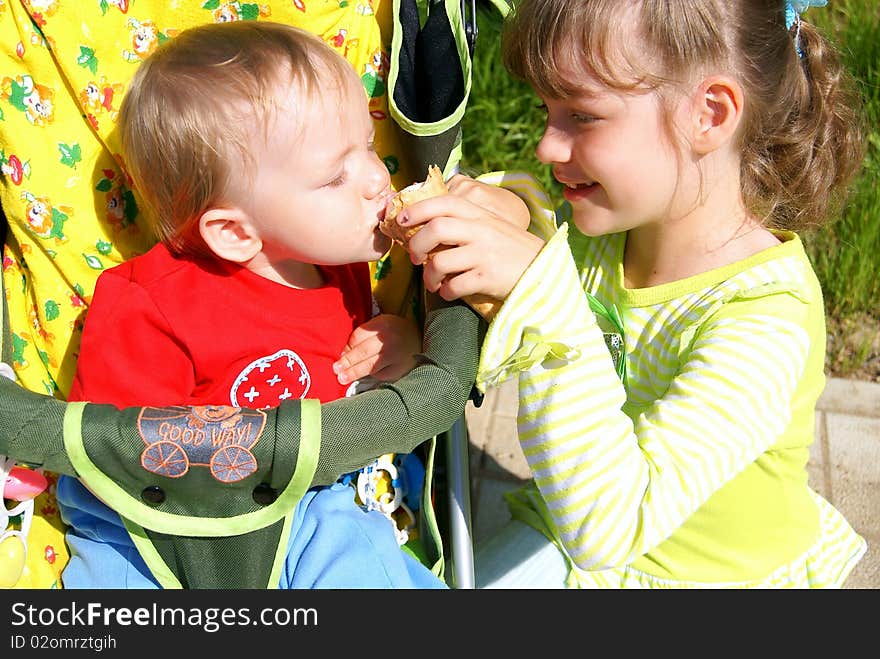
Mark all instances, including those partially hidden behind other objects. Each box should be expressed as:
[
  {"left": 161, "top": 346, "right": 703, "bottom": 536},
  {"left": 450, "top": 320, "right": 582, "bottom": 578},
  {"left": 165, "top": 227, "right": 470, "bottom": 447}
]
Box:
[{"left": 57, "top": 477, "right": 445, "bottom": 589}]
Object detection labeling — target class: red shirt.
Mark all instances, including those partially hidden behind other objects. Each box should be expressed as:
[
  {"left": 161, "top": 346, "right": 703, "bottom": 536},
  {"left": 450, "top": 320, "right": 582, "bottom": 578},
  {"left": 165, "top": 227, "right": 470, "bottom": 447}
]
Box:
[{"left": 69, "top": 242, "right": 372, "bottom": 409}]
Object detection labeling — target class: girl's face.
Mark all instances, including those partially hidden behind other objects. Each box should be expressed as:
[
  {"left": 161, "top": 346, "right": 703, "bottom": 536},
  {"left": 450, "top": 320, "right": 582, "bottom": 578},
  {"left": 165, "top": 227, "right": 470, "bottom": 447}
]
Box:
[
  {"left": 535, "top": 65, "right": 691, "bottom": 238},
  {"left": 244, "top": 72, "right": 393, "bottom": 268}
]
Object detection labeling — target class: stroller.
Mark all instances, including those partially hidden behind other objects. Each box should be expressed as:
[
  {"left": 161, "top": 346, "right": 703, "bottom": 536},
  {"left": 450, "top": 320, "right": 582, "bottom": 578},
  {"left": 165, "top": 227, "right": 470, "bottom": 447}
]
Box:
[{"left": 0, "top": 0, "right": 511, "bottom": 589}]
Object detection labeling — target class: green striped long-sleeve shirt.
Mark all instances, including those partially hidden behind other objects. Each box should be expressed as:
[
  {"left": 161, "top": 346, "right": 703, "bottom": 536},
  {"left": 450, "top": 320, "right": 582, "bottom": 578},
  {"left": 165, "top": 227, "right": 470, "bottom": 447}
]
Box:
[{"left": 474, "top": 172, "right": 866, "bottom": 588}]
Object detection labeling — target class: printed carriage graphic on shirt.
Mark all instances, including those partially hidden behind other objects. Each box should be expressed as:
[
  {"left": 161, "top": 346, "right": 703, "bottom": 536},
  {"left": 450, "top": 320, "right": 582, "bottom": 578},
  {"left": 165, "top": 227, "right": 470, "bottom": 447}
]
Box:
[{"left": 136, "top": 349, "right": 311, "bottom": 483}]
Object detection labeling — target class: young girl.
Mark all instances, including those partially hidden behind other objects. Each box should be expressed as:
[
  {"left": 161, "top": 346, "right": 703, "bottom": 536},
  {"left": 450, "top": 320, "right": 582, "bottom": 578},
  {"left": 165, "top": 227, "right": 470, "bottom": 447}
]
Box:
[{"left": 400, "top": 0, "right": 868, "bottom": 587}]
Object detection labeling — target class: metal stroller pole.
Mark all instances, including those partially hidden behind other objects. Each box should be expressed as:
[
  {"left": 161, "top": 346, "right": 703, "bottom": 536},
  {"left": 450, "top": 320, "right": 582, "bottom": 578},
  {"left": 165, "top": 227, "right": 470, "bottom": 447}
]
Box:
[
  {"left": 442, "top": 0, "right": 478, "bottom": 562},
  {"left": 444, "top": 415, "right": 475, "bottom": 588},
  {"left": 441, "top": 0, "right": 480, "bottom": 592}
]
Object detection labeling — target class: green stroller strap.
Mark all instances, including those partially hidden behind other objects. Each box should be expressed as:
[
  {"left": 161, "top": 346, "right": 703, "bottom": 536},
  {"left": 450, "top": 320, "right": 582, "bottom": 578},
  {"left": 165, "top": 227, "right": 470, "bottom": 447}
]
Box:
[
  {"left": 419, "top": 435, "right": 445, "bottom": 579},
  {"left": 1, "top": 274, "right": 9, "bottom": 370},
  {"left": 0, "top": 298, "right": 478, "bottom": 483},
  {"left": 0, "top": 299, "right": 480, "bottom": 587},
  {"left": 1, "top": 206, "right": 11, "bottom": 369},
  {"left": 388, "top": 0, "right": 472, "bottom": 178},
  {"left": 62, "top": 400, "right": 319, "bottom": 537},
  {"left": 63, "top": 399, "right": 321, "bottom": 589}
]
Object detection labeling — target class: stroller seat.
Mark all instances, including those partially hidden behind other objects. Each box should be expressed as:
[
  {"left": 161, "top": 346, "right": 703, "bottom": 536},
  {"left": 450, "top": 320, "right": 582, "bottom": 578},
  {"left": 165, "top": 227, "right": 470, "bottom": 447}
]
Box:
[{"left": 1, "top": 0, "right": 508, "bottom": 589}]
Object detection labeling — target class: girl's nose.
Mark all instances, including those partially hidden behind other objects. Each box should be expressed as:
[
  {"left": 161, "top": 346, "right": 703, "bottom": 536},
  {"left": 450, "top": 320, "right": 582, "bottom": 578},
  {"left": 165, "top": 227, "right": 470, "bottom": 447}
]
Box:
[{"left": 535, "top": 124, "right": 570, "bottom": 166}]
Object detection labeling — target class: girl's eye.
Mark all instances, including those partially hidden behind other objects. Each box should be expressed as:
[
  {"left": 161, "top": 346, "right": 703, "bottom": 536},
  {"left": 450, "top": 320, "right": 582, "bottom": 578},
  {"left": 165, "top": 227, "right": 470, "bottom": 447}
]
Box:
[
  {"left": 536, "top": 102, "right": 596, "bottom": 124},
  {"left": 571, "top": 112, "right": 597, "bottom": 124}
]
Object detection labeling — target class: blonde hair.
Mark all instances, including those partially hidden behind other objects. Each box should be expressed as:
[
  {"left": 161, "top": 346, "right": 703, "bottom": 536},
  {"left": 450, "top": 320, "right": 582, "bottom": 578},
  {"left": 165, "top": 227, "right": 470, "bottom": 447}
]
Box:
[
  {"left": 502, "top": 0, "right": 865, "bottom": 231},
  {"left": 119, "top": 21, "right": 357, "bottom": 257}
]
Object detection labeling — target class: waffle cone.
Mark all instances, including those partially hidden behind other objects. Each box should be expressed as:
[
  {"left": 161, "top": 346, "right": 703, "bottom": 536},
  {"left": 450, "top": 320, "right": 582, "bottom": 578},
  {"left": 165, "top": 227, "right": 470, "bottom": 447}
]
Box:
[{"left": 380, "top": 166, "right": 501, "bottom": 321}]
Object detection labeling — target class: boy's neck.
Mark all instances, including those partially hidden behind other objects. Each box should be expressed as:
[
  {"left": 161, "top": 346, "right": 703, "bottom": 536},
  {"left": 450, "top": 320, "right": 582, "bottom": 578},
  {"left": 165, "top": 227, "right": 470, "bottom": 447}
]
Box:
[{"left": 244, "top": 256, "right": 326, "bottom": 289}]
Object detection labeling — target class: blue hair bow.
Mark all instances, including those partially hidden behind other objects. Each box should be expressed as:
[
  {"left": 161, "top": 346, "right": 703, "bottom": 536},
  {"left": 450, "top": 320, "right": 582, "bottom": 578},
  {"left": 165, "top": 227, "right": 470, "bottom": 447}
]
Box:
[
  {"left": 785, "top": 1, "right": 827, "bottom": 57},
  {"left": 785, "top": 0, "right": 828, "bottom": 29}
]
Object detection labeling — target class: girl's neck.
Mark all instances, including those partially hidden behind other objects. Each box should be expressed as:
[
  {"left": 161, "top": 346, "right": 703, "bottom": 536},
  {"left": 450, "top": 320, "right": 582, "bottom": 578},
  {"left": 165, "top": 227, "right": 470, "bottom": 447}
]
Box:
[{"left": 622, "top": 207, "right": 781, "bottom": 290}]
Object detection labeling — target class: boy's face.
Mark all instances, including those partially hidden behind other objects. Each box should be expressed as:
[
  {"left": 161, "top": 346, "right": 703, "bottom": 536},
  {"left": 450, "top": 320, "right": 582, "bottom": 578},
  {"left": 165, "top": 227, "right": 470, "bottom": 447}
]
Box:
[{"left": 243, "top": 72, "right": 393, "bottom": 267}]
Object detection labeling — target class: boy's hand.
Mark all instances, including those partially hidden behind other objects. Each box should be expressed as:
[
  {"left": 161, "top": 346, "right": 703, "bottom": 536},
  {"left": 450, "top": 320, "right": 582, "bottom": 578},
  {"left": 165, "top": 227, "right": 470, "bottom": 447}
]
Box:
[
  {"left": 446, "top": 174, "right": 531, "bottom": 230},
  {"left": 333, "top": 314, "right": 422, "bottom": 385}
]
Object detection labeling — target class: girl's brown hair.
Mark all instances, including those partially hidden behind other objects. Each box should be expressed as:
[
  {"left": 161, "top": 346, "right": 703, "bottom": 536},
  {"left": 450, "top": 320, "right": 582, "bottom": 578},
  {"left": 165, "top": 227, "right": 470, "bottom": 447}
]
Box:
[
  {"left": 502, "top": 0, "right": 865, "bottom": 230},
  {"left": 118, "top": 21, "right": 356, "bottom": 257}
]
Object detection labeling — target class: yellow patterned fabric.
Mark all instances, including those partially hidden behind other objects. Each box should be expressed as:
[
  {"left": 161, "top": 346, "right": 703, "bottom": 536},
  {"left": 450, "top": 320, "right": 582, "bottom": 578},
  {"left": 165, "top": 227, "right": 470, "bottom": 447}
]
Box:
[
  {"left": 1, "top": 0, "right": 422, "bottom": 588},
  {"left": 3, "top": 472, "right": 66, "bottom": 588}
]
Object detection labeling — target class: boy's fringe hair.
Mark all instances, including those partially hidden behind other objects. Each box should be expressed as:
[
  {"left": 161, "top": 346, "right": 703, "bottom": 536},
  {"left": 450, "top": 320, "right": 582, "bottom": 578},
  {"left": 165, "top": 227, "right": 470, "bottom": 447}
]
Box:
[
  {"left": 118, "top": 21, "right": 355, "bottom": 257},
  {"left": 502, "top": 0, "right": 865, "bottom": 231}
]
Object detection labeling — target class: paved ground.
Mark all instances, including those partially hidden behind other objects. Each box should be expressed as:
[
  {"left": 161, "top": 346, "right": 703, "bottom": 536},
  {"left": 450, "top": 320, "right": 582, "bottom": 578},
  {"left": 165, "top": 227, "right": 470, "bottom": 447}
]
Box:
[{"left": 463, "top": 376, "right": 880, "bottom": 588}]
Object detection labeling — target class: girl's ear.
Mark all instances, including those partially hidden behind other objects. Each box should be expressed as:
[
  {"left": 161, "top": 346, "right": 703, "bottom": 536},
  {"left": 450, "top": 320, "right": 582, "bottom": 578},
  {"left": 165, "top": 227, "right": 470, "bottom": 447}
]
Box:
[
  {"left": 690, "top": 75, "right": 744, "bottom": 155},
  {"left": 198, "top": 207, "right": 262, "bottom": 263}
]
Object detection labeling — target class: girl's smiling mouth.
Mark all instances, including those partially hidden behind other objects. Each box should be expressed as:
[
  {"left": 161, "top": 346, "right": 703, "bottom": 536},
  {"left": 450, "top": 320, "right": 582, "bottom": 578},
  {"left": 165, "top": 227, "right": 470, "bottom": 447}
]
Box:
[{"left": 559, "top": 179, "right": 598, "bottom": 202}]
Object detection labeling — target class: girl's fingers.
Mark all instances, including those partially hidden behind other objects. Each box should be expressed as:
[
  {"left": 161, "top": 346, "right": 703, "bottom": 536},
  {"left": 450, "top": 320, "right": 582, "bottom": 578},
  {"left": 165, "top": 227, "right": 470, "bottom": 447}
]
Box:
[
  {"left": 419, "top": 243, "right": 480, "bottom": 293},
  {"left": 421, "top": 227, "right": 546, "bottom": 300},
  {"left": 406, "top": 215, "right": 484, "bottom": 264},
  {"left": 397, "top": 194, "right": 481, "bottom": 229}
]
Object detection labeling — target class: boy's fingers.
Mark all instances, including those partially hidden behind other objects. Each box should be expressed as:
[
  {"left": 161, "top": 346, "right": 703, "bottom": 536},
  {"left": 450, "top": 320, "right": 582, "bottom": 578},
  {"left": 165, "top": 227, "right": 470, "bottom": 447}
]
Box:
[
  {"left": 342, "top": 326, "right": 378, "bottom": 352},
  {"left": 334, "top": 337, "right": 385, "bottom": 384}
]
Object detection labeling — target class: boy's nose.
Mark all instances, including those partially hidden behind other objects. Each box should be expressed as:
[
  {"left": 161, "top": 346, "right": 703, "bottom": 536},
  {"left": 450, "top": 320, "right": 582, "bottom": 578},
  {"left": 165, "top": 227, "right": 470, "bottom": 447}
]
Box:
[{"left": 366, "top": 156, "right": 391, "bottom": 198}]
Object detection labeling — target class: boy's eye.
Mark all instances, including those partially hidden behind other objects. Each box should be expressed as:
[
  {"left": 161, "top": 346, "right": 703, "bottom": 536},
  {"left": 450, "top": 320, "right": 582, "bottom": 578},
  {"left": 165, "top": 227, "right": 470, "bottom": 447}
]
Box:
[{"left": 327, "top": 173, "right": 346, "bottom": 187}]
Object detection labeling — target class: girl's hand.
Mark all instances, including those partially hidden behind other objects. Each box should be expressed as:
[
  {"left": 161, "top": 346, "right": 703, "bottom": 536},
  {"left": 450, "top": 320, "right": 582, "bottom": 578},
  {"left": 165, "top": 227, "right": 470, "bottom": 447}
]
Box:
[
  {"left": 401, "top": 194, "right": 545, "bottom": 303},
  {"left": 333, "top": 313, "right": 421, "bottom": 385},
  {"left": 446, "top": 174, "right": 531, "bottom": 230}
]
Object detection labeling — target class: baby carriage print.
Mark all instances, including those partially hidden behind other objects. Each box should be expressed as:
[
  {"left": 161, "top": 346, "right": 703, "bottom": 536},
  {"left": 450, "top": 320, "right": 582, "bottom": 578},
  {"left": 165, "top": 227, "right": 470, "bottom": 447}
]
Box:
[{"left": 138, "top": 405, "right": 267, "bottom": 483}]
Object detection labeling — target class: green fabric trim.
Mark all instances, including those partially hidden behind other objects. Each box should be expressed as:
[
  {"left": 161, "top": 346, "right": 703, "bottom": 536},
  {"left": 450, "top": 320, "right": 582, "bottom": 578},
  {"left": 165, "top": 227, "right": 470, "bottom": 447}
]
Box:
[
  {"left": 266, "top": 512, "right": 295, "bottom": 590},
  {"left": 420, "top": 436, "right": 444, "bottom": 579},
  {"left": 444, "top": 142, "right": 463, "bottom": 179},
  {"left": 62, "top": 400, "right": 321, "bottom": 537},
  {"left": 388, "top": 0, "right": 472, "bottom": 136},
  {"left": 123, "top": 519, "right": 183, "bottom": 589},
  {"left": 121, "top": 403, "right": 316, "bottom": 589},
  {"left": 484, "top": 0, "right": 512, "bottom": 18},
  {"left": 1, "top": 259, "right": 9, "bottom": 365}
]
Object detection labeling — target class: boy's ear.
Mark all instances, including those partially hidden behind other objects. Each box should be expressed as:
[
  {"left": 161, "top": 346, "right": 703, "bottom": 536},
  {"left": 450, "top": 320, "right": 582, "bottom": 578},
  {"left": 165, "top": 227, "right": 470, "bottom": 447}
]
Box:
[
  {"left": 690, "top": 75, "right": 743, "bottom": 155},
  {"left": 198, "top": 207, "right": 262, "bottom": 263}
]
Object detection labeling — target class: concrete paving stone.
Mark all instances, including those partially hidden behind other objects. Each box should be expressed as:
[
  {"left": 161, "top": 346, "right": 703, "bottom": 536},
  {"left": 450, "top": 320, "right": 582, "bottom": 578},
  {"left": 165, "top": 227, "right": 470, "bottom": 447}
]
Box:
[
  {"left": 472, "top": 475, "right": 524, "bottom": 546},
  {"left": 464, "top": 399, "right": 491, "bottom": 453},
  {"left": 482, "top": 413, "right": 529, "bottom": 480},
  {"left": 464, "top": 375, "right": 879, "bottom": 588},
  {"left": 817, "top": 378, "right": 880, "bottom": 417},
  {"left": 467, "top": 378, "right": 531, "bottom": 480},
  {"left": 822, "top": 412, "right": 880, "bottom": 589},
  {"left": 464, "top": 400, "right": 491, "bottom": 475},
  {"left": 845, "top": 531, "right": 879, "bottom": 589}
]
